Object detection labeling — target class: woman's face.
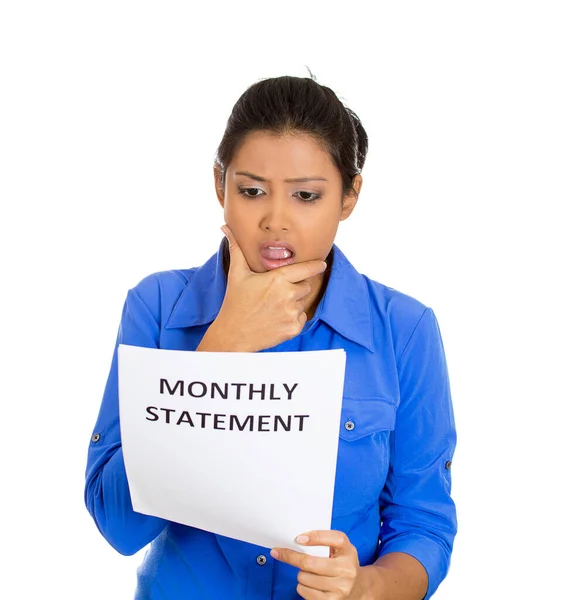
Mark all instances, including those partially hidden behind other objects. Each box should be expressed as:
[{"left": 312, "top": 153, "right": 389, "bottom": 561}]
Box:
[{"left": 214, "top": 130, "right": 362, "bottom": 275}]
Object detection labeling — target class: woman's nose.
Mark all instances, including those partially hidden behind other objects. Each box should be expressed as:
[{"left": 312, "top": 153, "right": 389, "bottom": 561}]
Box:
[{"left": 260, "top": 194, "right": 291, "bottom": 232}]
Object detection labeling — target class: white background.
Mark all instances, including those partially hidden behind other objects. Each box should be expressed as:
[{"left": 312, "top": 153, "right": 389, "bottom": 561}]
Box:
[{"left": 1, "top": 1, "right": 562, "bottom": 598}]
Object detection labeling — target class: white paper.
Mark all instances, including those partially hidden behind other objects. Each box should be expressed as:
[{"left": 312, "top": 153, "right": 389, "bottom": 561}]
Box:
[{"left": 118, "top": 344, "right": 346, "bottom": 557}]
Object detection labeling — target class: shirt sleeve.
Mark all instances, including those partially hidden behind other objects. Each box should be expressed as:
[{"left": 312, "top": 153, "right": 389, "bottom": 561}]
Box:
[
  {"left": 378, "top": 307, "right": 457, "bottom": 599},
  {"left": 84, "top": 283, "right": 168, "bottom": 556}
]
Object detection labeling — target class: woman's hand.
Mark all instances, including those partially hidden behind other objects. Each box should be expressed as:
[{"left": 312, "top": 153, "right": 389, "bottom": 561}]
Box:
[
  {"left": 202, "top": 225, "right": 327, "bottom": 353},
  {"left": 271, "top": 530, "right": 382, "bottom": 599}
]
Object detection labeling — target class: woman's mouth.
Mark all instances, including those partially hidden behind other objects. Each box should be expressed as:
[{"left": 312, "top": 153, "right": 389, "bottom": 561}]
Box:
[{"left": 259, "top": 245, "right": 296, "bottom": 270}]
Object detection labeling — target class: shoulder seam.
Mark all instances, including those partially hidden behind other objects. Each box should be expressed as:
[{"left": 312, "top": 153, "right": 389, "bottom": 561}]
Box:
[
  {"left": 396, "top": 306, "right": 430, "bottom": 367},
  {"left": 129, "top": 287, "right": 158, "bottom": 321}
]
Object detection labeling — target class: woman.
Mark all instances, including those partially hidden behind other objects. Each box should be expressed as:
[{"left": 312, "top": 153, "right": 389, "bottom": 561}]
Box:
[{"left": 85, "top": 75, "right": 457, "bottom": 599}]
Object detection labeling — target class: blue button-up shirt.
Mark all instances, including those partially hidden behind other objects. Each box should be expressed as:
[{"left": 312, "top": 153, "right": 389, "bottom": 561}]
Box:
[{"left": 85, "top": 238, "right": 457, "bottom": 599}]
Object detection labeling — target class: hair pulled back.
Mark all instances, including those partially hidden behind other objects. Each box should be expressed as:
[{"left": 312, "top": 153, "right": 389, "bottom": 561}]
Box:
[{"left": 214, "top": 74, "right": 368, "bottom": 200}]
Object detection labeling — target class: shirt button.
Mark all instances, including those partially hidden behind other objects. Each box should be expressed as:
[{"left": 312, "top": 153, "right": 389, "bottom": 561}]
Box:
[
  {"left": 91, "top": 433, "right": 101, "bottom": 443},
  {"left": 445, "top": 460, "right": 452, "bottom": 470},
  {"left": 344, "top": 421, "right": 355, "bottom": 431},
  {"left": 256, "top": 554, "right": 267, "bottom": 566}
]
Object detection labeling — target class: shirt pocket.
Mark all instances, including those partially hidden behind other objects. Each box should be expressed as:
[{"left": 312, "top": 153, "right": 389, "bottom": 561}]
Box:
[{"left": 331, "top": 396, "right": 397, "bottom": 519}]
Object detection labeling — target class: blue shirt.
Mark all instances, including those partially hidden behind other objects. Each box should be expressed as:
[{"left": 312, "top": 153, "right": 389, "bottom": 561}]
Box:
[{"left": 85, "top": 238, "right": 457, "bottom": 599}]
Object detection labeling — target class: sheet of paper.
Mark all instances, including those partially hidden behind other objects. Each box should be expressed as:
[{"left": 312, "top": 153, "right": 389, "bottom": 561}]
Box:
[{"left": 118, "top": 344, "right": 346, "bottom": 557}]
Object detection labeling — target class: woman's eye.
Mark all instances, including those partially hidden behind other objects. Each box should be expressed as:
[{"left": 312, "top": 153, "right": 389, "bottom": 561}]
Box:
[
  {"left": 238, "top": 187, "right": 264, "bottom": 198},
  {"left": 296, "top": 191, "right": 320, "bottom": 203}
]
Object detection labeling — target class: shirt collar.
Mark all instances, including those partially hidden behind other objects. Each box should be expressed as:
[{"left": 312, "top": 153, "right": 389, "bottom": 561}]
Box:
[{"left": 165, "top": 238, "right": 374, "bottom": 352}]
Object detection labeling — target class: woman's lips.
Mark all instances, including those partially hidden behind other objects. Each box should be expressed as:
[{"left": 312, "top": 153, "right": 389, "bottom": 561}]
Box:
[
  {"left": 259, "top": 246, "right": 296, "bottom": 270},
  {"left": 259, "top": 255, "right": 296, "bottom": 270}
]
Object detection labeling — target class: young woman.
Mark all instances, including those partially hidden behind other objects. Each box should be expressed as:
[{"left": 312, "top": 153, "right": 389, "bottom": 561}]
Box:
[{"left": 85, "top": 75, "right": 457, "bottom": 599}]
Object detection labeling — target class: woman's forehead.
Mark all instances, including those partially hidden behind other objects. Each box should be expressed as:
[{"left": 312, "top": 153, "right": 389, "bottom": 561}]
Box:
[{"left": 229, "top": 131, "right": 337, "bottom": 179}]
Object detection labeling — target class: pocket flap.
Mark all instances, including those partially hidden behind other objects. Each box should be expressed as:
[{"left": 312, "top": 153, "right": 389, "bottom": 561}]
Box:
[{"left": 338, "top": 397, "right": 397, "bottom": 442}]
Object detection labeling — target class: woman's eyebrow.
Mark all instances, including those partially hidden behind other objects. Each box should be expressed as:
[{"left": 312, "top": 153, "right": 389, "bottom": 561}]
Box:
[{"left": 234, "top": 171, "right": 328, "bottom": 183}]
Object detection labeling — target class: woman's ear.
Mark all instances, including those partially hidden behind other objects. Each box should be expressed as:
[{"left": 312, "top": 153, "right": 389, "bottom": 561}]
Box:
[
  {"left": 340, "top": 174, "right": 362, "bottom": 221},
  {"left": 214, "top": 164, "right": 225, "bottom": 209}
]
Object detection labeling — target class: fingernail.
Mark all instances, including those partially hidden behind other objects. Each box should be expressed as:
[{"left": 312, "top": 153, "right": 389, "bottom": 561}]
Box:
[
  {"left": 295, "top": 535, "right": 309, "bottom": 544},
  {"left": 270, "top": 549, "right": 280, "bottom": 559}
]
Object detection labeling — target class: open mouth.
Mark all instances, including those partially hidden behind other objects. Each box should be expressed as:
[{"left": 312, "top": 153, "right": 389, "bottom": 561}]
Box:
[
  {"left": 261, "top": 247, "right": 295, "bottom": 260},
  {"left": 259, "top": 246, "right": 296, "bottom": 270}
]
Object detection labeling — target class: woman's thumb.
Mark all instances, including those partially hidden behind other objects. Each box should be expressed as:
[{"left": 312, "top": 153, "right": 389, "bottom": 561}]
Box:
[{"left": 221, "top": 225, "right": 250, "bottom": 275}]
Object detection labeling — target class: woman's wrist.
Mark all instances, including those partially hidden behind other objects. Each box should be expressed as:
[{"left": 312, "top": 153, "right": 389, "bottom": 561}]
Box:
[
  {"left": 196, "top": 318, "right": 251, "bottom": 353},
  {"left": 357, "top": 564, "right": 388, "bottom": 600},
  {"left": 363, "top": 552, "right": 428, "bottom": 600}
]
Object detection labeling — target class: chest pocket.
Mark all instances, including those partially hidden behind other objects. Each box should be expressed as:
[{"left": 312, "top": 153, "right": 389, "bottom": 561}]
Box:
[{"left": 332, "top": 397, "right": 397, "bottom": 519}]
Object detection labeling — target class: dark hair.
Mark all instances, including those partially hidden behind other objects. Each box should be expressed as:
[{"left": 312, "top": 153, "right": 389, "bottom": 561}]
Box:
[{"left": 214, "top": 74, "right": 368, "bottom": 202}]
